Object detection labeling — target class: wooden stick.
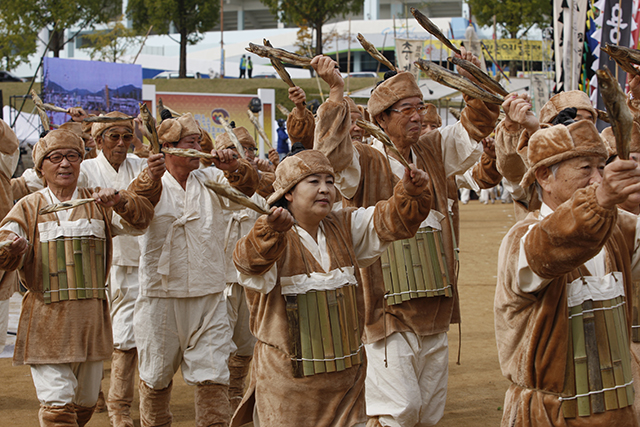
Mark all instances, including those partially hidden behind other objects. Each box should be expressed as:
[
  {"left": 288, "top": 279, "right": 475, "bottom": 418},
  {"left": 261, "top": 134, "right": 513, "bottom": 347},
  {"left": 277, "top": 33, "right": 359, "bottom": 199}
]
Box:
[
  {"left": 344, "top": 285, "right": 362, "bottom": 365},
  {"left": 408, "top": 235, "right": 428, "bottom": 298},
  {"left": 434, "top": 230, "right": 453, "bottom": 297},
  {"left": 612, "top": 297, "right": 634, "bottom": 404},
  {"left": 89, "top": 240, "right": 98, "bottom": 300},
  {"left": 73, "top": 238, "right": 85, "bottom": 299},
  {"left": 562, "top": 315, "right": 577, "bottom": 418},
  {"left": 81, "top": 239, "right": 93, "bottom": 299},
  {"left": 392, "top": 240, "right": 411, "bottom": 302},
  {"left": 592, "top": 300, "right": 619, "bottom": 410},
  {"left": 602, "top": 298, "right": 628, "bottom": 407},
  {"left": 582, "top": 300, "right": 606, "bottom": 413},
  {"left": 285, "top": 295, "right": 303, "bottom": 378},
  {"left": 385, "top": 243, "right": 403, "bottom": 305},
  {"left": 379, "top": 249, "right": 398, "bottom": 305},
  {"left": 570, "top": 304, "right": 591, "bottom": 416},
  {"left": 401, "top": 239, "right": 419, "bottom": 298},
  {"left": 95, "top": 240, "right": 105, "bottom": 300},
  {"left": 64, "top": 238, "right": 77, "bottom": 301},
  {"left": 317, "top": 291, "right": 336, "bottom": 372},
  {"left": 41, "top": 242, "right": 51, "bottom": 304},
  {"left": 306, "top": 291, "right": 326, "bottom": 374},
  {"left": 297, "top": 293, "right": 315, "bottom": 376},
  {"left": 415, "top": 230, "right": 437, "bottom": 297},
  {"left": 327, "top": 290, "right": 345, "bottom": 372},
  {"left": 335, "top": 287, "right": 353, "bottom": 369},
  {"left": 246, "top": 110, "right": 274, "bottom": 150},
  {"left": 48, "top": 241, "right": 59, "bottom": 303}
]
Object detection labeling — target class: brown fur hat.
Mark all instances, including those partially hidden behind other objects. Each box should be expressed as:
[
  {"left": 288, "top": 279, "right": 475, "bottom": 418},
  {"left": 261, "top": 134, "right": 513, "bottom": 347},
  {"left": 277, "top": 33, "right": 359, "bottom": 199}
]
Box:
[
  {"left": 33, "top": 129, "right": 85, "bottom": 178},
  {"left": 198, "top": 125, "right": 215, "bottom": 167},
  {"left": 157, "top": 112, "right": 201, "bottom": 145},
  {"left": 346, "top": 97, "right": 363, "bottom": 119},
  {"left": 539, "top": 90, "right": 597, "bottom": 124},
  {"left": 368, "top": 72, "right": 422, "bottom": 120},
  {"left": 600, "top": 122, "right": 640, "bottom": 157},
  {"left": 519, "top": 120, "right": 608, "bottom": 188},
  {"left": 422, "top": 103, "right": 442, "bottom": 127},
  {"left": 90, "top": 111, "right": 134, "bottom": 139},
  {"left": 267, "top": 150, "right": 335, "bottom": 205},
  {"left": 58, "top": 121, "right": 91, "bottom": 142},
  {"left": 214, "top": 127, "right": 255, "bottom": 150}
]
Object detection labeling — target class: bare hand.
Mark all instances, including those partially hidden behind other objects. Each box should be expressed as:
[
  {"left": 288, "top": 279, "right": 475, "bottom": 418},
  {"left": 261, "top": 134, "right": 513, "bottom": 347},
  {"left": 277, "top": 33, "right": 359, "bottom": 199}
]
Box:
[
  {"left": 502, "top": 93, "right": 539, "bottom": 134},
  {"left": 311, "top": 55, "right": 344, "bottom": 102},
  {"left": 147, "top": 153, "right": 166, "bottom": 181},
  {"left": 402, "top": 164, "right": 430, "bottom": 196},
  {"left": 482, "top": 137, "right": 496, "bottom": 158},
  {"left": 288, "top": 86, "right": 307, "bottom": 111},
  {"left": 254, "top": 158, "right": 274, "bottom": 172},
  {"left": 268, "top": 148, "right": 280, "bottom": 167},
  {"left": 454, "top": 46, "right": 482, "bottom": 82},
  {"left": 267, "top": 207, "right": 295, "bottom": 232},
  {"left": 67, "top": 107, "right": 88, "bottom": 122},
  {"left": 212, "top": 149, "right": 239, "bottom": 171},
  {"left": 596, "top": 159, "right": 640, "bottom": 208},
  {"left": 6, "top": 233, "right": 28, "bottom": 256},
  {"left": 93, "top": 188, "right": 121, "bottom": 207}
]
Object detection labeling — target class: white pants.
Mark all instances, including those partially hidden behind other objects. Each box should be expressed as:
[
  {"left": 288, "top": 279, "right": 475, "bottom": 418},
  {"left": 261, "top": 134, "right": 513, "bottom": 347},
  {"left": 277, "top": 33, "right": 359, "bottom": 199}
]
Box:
[
  {"left": 108, "top": 265, "right": 139, "bottom": 350},
  {"left": 460, "top": 188, "right": 471, "bottom": 204},
  {"left": 0, "top": 298, "right": 9, "bottom": 351},
  {"left": 225, "top": 283, "right": 257, "bottom": 357},
  {"left": 134, "top": 293, "right": 232, "bottom": 389},
  {"left": 31, "top": 361, "right": 104, "bottom": 407},
  {"left": 365, "top": 332, "right": 449, "bottom": 427}
]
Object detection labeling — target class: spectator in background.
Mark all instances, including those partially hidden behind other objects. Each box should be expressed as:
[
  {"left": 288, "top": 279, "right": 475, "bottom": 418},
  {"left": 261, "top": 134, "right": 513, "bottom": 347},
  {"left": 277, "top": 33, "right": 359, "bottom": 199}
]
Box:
[
  {"left": 276, "top": 119, "right": 289, "bottom": 160},
  {"left": 239, "top": 55, "right": 247, "bottom": 79},
  {"left": 247, "top": 58, "right": 253, "bottom": 79}
]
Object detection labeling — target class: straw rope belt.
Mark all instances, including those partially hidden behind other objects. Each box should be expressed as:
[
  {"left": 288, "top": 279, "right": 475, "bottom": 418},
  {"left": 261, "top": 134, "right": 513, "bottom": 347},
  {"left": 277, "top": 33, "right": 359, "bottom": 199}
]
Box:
[
  {"left": 291, "top": 344, "right": 364, "bottom": 363},
  {"left": 558, "top": 381, "right": 634, "bottom": 402},
  {"left": 384, "top": 285, "right": 452, "bottom": 299},
  {"left": 567, "top": 300, "right": 626, "bottom": 320}
]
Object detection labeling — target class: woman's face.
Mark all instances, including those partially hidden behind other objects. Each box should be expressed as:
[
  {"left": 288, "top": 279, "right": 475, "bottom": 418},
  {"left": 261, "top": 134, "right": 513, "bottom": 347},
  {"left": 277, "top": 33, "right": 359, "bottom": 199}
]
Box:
[
  {"left": 285, "top": 173, "right": 336, "bottom": 223},
  {"left": 41, "top": 148, "right": 82, "bottom": 189}
]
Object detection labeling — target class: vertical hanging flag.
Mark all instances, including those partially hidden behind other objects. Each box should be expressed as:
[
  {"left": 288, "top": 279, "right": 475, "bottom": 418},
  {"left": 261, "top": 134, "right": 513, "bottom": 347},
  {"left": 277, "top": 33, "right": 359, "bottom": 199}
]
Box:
[{"left": 395, "top": 38, "right": 424, "bottom": 81}]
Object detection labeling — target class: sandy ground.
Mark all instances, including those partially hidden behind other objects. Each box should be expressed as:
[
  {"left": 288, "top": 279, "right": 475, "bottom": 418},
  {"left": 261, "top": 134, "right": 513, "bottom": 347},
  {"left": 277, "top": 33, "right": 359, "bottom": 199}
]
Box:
[{"left": 0, "top": 200, "right": 515, "bottom": 426}]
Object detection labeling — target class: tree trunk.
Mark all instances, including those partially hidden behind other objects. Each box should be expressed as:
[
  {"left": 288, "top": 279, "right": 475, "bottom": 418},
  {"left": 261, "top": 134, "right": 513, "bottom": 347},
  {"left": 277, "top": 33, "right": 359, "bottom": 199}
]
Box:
[
  {"left": 315, "top": 22, "right": 322, "bottom": 56},
  {"left": 50, "top": 29, "right": 64, "bottom": 58},
  {"left": 179, "top": 27, "right": 188, "bottom": 78}
]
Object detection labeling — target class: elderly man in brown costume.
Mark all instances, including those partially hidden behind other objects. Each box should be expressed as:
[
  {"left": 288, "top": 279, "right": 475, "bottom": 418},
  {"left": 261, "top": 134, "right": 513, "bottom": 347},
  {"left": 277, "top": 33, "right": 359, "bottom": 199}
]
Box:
[
  {"left": 133, "top": 113, "right": 260, "bottom": 427},
  {"left": 494, "top": 90, "right": 598, "bottom": 220},
  {"left": 312, "top": 50, "right": 499, "bottom": 426},
  {"left": 495, "top": 119, "right": 640, "bottom": 427},
  {"left": 0, "top": 128, "right": 160, "bottom": 426},
  {"left": 80, "top": 111, "right": 165, "bottom": 427}
]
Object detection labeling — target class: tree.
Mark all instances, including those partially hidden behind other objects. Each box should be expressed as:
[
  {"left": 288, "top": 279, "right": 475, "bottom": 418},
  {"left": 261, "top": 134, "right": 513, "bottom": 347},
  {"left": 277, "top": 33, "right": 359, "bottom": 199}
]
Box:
[
  {"left": 126, "top": 0, "right": 219, "bottom": 78},
  {"left": 0, "top": 14, "right": 38, "bottom": 70},
  {"left": 260, "top": 0, "right": 364, "bottom": 56},
  {"left": 467, "top": 0, "right": 552, "bottom": 75},
  {"left": 0, "top": 0, "right": 121, "bottom": 60},
  {"left": 82, "top": 18, "right": 140, "bottom": 63}
]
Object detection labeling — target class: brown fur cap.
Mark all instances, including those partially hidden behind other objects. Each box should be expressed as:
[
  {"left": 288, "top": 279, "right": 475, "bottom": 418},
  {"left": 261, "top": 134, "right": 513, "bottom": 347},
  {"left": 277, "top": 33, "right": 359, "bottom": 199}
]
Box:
[
  {"left": 519, "top": 120, "right": 608, "bottom": 188},
  {"left": 423, "top": 103, "right": 442, "bottom": 127},
  {"left": 90, "top": 111, "right": 134, "bottom": 139},
  {"left": 267, "top": 150, "right": 335, "bottom": 205},
  {"left": 368, "top": 72, "right": 422, "bottom": 120},
  {"left": 215, "top": 127, "right": 255, "bottom": 150},
  {"left": 157, "top": 112, "right": 201, "bottom": 145},
  {"left": 539, "top": 91, "right": 597, "bottom": 124},
  {"left": 600, "top": 122, "right": 640, "bottom": 157},
  {"left": 33, "top": 129, "right": 85, "bottom": 178}
]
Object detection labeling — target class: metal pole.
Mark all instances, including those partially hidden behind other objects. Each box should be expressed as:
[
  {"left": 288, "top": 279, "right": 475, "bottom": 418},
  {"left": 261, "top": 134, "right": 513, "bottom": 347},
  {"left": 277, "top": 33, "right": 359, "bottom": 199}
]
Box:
[
  {"left": 220, "top": 0, "right": 225, "bottom": 78},
  {"left": 347, "top": 18, "right": 351, "bottom": 92}
]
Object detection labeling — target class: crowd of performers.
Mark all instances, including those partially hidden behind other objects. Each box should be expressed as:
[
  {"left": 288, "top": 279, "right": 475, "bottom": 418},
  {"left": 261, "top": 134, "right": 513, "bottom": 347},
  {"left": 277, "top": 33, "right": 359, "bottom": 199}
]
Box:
[{"left": 2, "top": 45, "right": 640, "bottom": 427}]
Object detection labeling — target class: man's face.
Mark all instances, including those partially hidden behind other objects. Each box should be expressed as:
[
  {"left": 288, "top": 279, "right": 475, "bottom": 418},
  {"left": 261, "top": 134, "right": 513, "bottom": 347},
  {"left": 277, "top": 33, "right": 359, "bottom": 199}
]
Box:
[
  {"left": 97, "top": 125, "right": 133, "bottom": 168},
  {"left": 538, "top": 156, "right": 605, "bottom": 209},
  {"left": 377, "top": 96, "right": 424, "bottom": 147},
  {"left": 165, "top": 134, "right": 202, "bottom": 172},
  {"left": 575, "top": 109, "right": 595, "bottom": 123}
]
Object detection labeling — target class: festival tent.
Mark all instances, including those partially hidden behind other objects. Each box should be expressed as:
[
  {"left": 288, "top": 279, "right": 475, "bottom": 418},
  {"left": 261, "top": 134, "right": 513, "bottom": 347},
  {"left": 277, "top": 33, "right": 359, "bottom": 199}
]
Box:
[{"left": 3, "top": 106, "right": 41, "bottom": 148}]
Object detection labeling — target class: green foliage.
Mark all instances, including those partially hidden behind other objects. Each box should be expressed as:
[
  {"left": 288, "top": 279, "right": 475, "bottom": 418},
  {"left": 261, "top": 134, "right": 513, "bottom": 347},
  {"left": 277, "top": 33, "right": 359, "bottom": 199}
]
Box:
[
  {"left": 0, "top": 0, "right": 121, "bottom": 60},
  {"left": 260, "top": 0, "right": 364, "bottom": 55},
  {"left": 467, "top": 0, "right": 551, "bottom": 38},
  {"left": 0, "top": 15, "right": 38, "bottom": 70},
  {"left": 126, "top": 0, "right": 220, "bottom": 77},
  {"left": 82, "top": 18, "right": 140, "bottom": 63}
]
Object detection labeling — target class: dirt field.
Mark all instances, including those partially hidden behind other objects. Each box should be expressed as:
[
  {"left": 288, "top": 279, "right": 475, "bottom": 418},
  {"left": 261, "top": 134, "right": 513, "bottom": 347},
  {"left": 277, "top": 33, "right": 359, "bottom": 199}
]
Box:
[{"left": 0, "top": 200, "right": 515, "bottom": 426}]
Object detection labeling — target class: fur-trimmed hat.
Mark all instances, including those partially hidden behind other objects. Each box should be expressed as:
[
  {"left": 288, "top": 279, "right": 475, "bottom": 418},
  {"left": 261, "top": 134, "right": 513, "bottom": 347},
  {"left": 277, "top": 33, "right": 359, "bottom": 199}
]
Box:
[
  {"left": 214, "top": 127, "right": 255, "bottom": 150},
  {"left": 58, "top": 121, "right": 91, "bottom": 142},
  {"left": 32, "top": 129, "right": 85, "bottom": 178},
  {"left": 267, "top": 150, "right": 335, "bottom": 205},
  {"left": 90, "top": 111, "right": 134, "bottom": 139},
  {"left": 422, "top": 103, "right": 441, "bottom": 127},
  {"left": 519, "top": 120, "right": 608, "bottom": 188},
  {"left": 368, "top": 72, "right": 423, "bottom": 120},
  {"left": 601, "top": 123, "right": 640, "bottom": 157},
  {"left": 157, "top": 112, "right": 201, "bottom": 145},
  {"left": 346, "top": 97, "right": 363, "bottom": 119},
  {"left": 539, "top": 91, "right": 597, "bottom": 124}
]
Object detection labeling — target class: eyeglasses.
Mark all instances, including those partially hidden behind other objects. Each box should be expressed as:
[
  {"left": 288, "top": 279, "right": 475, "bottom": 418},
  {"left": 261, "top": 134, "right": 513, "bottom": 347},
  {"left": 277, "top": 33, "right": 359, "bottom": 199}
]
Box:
[
  {"left": 44, "top": 152, "right": 82, "bottom": 164},
  {"left": 389, "top": 105, "right": 428, "bottom": 117},
  {"left": 243, "top": 146, "right": 258, "bottom": 153},
  {"left": 103, "top": 132, "right": 134, "bottom": 143}
]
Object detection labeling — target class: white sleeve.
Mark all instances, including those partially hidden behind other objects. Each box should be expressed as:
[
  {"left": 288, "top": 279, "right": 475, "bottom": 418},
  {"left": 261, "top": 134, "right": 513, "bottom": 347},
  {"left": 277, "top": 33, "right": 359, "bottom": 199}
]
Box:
[
  {"left": 439, "top": 121, "right": 483, "bottom": 178},
  {"left": 237, "top": 263, "right": 278, "bottom": 294},
  {"left": 333, "top": 150, "right": 361, "bottom": 199},
  {"left": 349, "top": 206, "right": 392, "bottom": 268},
  {"left": 0, "top": 221, "right": 27, "bottom": 240},
  {"left": 109, "top": 212, "right": 146, "bottom": 237},
  {"left": 517, "top": 226, "right": 552, "bottom": 293},
  {"left": 455, "top": 168, "right": 481, "bottom": 192},
  {"left": 20, "top": 168, "right": 45, "bottom": 193}
]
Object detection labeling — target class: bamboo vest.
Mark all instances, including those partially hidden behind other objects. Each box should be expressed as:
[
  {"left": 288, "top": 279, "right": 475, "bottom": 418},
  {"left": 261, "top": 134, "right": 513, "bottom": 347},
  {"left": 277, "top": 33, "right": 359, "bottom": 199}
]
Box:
[
  {"left": 278, "top": 218, "right": 364, "bottom": 378},
  {"left": 38, "top": 218, "right": 107, "bottom": 304},
  {"left": 381, "top": 210, "right": 454, "bottom": 305},
  {"left": 560, "top": 271, "right": 634, "bottom": 418}
]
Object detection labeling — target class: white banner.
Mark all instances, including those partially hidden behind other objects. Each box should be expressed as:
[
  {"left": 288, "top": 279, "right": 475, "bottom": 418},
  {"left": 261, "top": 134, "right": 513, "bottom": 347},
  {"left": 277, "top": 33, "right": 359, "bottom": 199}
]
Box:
[{"left": 395, "top": 38, "right": 424, "bottom": 80}]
